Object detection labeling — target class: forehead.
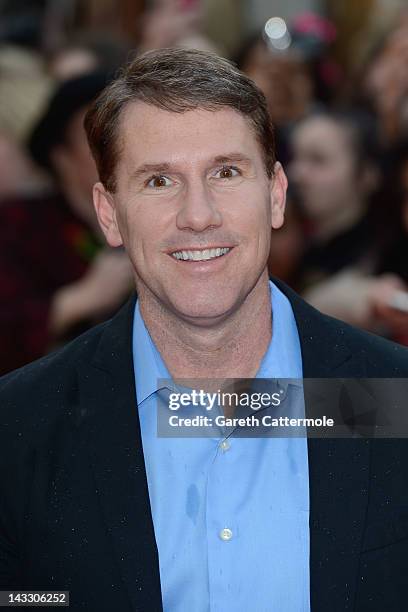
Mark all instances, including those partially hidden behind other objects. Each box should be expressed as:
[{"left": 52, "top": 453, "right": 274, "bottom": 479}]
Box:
[{"left": 116, "top": 102, "right": 262, "bottom": 167}]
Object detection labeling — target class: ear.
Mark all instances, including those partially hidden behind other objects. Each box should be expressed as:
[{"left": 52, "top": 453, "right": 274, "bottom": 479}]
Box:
[
  {"left": 270, "top": 162, "right": 288, "bottom": 229},
  {"left": 93, "top": 182, "right": 123, "bottom": 247}
]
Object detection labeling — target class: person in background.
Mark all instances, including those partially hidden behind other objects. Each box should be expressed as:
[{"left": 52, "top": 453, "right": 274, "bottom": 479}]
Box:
[
  {"left": 369, "top": 139, "right": 408, "bottom": 344},
  {"left": 267, "top": 197, "right": 305, "bottom": 290},
  {"left": 290, "top": 109, "right": 408, "bottom": 339},
  {"left": 0, "top": 72, "right": 133, "bottom": 374},
  {"left": 359, "top": 9, "right": 408, "bottom": 146},
  {"left": 373, "top": 140, "right": 408, "bottom": 285},
  {"left": 139, "top": 0, "right": 221, "bottom": 55},
  {"left": 0, "top": 45, "right": 53, "bottom": 201},
  {"left": 290, "top": 110, "right": 380, "bottom": 280},
  {"left": 236, "top": 12, "right": 340, "bottom": 164},
  {"left": 46, "top": 30, "right": 134, "bottom": 81}
]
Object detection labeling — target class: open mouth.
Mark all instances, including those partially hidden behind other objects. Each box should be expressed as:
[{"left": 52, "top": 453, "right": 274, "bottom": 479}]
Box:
[{"left": 170, "top": 247, "right": 231, "bottom": 262}]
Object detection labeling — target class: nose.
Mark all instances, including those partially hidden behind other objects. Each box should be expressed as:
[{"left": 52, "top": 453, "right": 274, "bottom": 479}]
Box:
[{"left": 176, "top": 179, "right": 222, "bottom": 232}]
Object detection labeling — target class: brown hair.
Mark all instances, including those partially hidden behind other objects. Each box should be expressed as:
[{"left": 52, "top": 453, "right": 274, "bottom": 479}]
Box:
[{"left": 84, "top": 47, "right": 276, "bottom": 192}]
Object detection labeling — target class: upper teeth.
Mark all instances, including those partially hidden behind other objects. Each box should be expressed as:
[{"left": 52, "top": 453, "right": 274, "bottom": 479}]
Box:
[{"left": 172, "top": 247, "right": 230, "bottom": 261}]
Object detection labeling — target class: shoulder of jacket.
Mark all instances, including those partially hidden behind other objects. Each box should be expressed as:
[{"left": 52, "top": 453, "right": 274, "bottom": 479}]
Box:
[
  {"left": 0, "top": 319, "right": 110, "bottom": 413},
  {"left": 316, "top": 310, "right": 408, "bottom": 376}
]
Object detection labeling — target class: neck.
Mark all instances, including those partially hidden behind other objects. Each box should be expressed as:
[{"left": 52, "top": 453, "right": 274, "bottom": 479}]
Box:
[{"left": 138, "top": 271, "right": 272, "bottom": 380}]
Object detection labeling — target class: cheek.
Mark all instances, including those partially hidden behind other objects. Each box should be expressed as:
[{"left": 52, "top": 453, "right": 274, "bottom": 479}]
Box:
[
  {"left": 122, "top": 215, "right": 148, "bottom": 255},
  {"left": 228, "top": 201, "right": 272, "bottom": 259},
  {"left": 121, "top": 204, "right": 170, "bottom": 260},
  {"left": 227, "top": 192, "right": 271, "bottom": 231}
]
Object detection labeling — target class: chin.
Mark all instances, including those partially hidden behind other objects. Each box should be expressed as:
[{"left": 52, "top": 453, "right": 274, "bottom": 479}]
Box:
[{"left": 170, "top": 295, "right": 237, "bottom": 326}]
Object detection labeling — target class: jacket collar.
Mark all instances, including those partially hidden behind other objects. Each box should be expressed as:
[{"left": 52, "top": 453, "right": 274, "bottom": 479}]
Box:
[{"left": 272, "top": 277, "right": 354, "bottom": 376}]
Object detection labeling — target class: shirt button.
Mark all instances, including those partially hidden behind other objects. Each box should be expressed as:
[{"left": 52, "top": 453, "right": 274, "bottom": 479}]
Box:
[
  {"left": 219, "top": 528, "right": 233, "bottom": 541},
  {"left": 220, "top": 440, "right": 230, "bottom": 452}
]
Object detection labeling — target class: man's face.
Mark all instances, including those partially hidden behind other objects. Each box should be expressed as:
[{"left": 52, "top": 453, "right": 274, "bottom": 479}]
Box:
[{"left": 94, "top": 102, "right": 286, "bottom": 325}]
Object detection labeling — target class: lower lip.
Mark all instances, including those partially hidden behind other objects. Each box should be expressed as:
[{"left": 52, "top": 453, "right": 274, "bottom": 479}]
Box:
[{"left": 168, "top": 249, "right": 234, "bottom": 271}]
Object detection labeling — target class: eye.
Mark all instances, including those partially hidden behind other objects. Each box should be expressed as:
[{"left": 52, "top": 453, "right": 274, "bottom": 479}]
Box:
[
  {"left": 146, "top": 175, "right": 172, "bottom": 188},
  {"left": 214, "top": 165, "right": 241, "bottom": 179}
]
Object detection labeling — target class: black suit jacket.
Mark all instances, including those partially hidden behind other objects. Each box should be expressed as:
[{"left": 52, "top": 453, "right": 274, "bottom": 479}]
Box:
[{"left": 1, "top": 280, "right": 408, "bottom": 611}]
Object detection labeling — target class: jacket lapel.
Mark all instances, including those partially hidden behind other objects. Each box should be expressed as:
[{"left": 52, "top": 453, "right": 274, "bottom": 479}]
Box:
[
  {"left": 80, "top": 296, "right": 163, "bottom": 612},
  {"left": 274, "top": 279, "right": 370, "bottom": 611}
]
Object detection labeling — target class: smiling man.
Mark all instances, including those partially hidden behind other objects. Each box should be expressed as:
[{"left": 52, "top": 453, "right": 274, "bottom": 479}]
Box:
[
  {"left": 91, "top": 98, "right": 287, "bottom": 381},
  {"left": 0, "top": 48, "right": 408, "bottom": 612}
]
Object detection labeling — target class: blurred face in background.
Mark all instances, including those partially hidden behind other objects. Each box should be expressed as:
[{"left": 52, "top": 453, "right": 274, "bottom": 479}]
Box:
[
  {"left": 242, "top": 41, "right": 313, "bottom": 126},
  {"left": 49, "top": 48, "right": 98, "bottom": 81},
  {"left": 363, "top": 20, "right": 408, "bottom": 143},
  {"left": 0, "top": 132, "right": 41, "bottom": 199},
  {"left": 51, "top": 106, "right": 99, "bottom": 230},
  {"left": 289, "top": 116, "right": 364, "bottom": 224}
]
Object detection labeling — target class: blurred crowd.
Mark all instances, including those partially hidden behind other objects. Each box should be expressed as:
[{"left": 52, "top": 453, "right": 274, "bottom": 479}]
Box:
[{"left": 0, "top": 0, "right": 407, "bottom": 375}]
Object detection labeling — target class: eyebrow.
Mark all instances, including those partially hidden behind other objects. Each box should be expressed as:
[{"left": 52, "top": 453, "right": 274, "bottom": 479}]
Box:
[
  {"left": 129, "top": 153, "right": 254, "bottom": 182},
  {"left": 212, "top": 153, "right": 253, "bottom": 165},
  {"left": 130, "top": 163, "right": 172, "bottom": 182}
]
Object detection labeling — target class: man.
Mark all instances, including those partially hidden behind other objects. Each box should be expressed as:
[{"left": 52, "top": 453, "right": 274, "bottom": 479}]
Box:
[{"left": 0, "top": 48, "right": 407, "bottom": 612}]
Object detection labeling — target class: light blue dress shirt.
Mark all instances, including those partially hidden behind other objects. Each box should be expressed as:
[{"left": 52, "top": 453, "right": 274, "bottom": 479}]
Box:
[{"left": 133, "top": 281, "right": 310, "bottom": 611}]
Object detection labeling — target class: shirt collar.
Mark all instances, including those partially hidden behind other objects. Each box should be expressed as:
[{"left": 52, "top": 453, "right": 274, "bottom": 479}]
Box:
[
  {"left": 133, "top": 280, "right": 303, "bottom": 404},
  {"left": 256, "top": 281, "right": 303, "bottom": 386},
  {"left": 133, "top": 300, "right": 173, "bottom": 404}
]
